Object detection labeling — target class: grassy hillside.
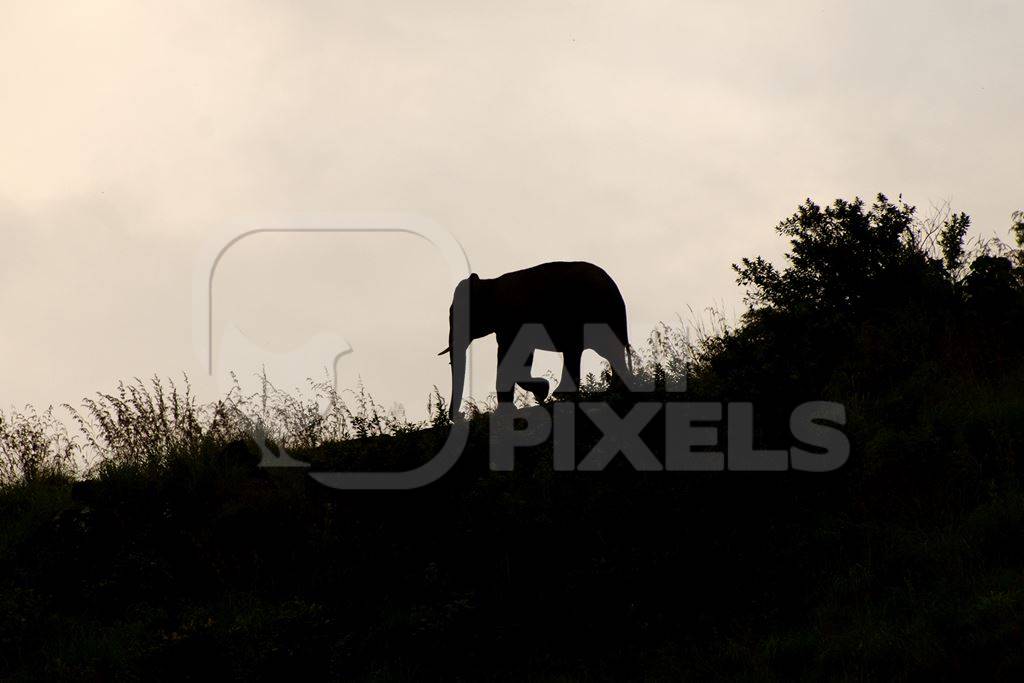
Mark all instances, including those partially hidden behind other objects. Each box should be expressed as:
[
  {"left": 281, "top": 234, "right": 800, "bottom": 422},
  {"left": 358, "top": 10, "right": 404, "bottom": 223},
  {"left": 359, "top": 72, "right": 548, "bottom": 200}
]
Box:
[{"left": 2, "top": 196, "right": 1023, "bottom": 680}]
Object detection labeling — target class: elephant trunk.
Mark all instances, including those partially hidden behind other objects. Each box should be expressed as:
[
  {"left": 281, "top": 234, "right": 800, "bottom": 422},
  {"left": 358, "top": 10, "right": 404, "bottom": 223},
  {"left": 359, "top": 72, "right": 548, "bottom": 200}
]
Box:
[
  {"left": 446, "top": 299, "right": 472, "bottom": 420},
  {"left": 448, "top": 341, "right": 467, "bottom": 421},
  {"left": 443, "top": 273, "right": 478, "bottom": 421}
]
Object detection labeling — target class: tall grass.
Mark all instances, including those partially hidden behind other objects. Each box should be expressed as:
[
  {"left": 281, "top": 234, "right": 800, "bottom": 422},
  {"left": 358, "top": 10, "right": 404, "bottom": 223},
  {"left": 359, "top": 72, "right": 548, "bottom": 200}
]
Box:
[
  {"left": 0, "top": 406, "right": 77, "bottom": 486},
  {"left": 0, "top": 322, "right": 697, "bottom": 489},
  {"left": 0, "top": 370, "right": 447, "bottom": 488}
]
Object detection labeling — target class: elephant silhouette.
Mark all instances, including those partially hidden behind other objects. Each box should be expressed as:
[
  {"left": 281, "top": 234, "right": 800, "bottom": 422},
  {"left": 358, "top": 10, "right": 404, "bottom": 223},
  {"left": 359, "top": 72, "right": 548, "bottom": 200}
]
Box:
[{"left": 438, "top": 261, "right": 632, "bottom": 419}]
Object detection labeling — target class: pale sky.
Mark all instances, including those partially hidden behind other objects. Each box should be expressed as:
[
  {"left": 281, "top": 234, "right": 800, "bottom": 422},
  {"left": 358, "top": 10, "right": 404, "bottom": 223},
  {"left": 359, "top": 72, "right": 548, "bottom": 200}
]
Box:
[{"left": 1, "top": 0, "right": 1021, "bottom": 419}]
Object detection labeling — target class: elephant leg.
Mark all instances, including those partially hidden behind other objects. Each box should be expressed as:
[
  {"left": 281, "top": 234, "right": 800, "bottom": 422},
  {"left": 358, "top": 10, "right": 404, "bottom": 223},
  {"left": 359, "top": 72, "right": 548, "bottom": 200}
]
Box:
[
  {"left": 553, "top": 345, "right": 583, "bottom": 398},
  {"left": 594, "top": 337, "right": 633, "bottom": 392},
  {"left": 495, "top": 343, "right": 518, "bottom": 408},
  {"left": 497, "top": 345, "right": 551, "bottom": 408},
  {"left": 514, "top": 350, "right": 551, "bottom": 404}
]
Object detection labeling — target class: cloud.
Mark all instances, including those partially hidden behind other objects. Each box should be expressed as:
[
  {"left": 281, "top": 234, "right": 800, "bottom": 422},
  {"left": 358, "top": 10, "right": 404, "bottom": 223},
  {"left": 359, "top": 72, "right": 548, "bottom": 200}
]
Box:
[{"left": 1, "top": 0, "right": 1022, "bottom": 415}]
